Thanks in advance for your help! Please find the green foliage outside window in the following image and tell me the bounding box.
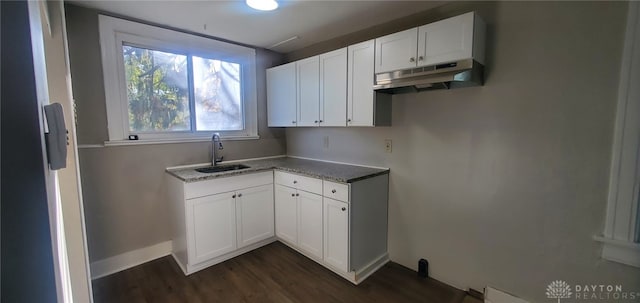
[123,45,190,132]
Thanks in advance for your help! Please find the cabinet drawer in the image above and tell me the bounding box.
[185,171,273,200]
[323,181,349,202]
[274,171,322,195]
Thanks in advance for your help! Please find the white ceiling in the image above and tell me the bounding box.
[70,0,446,53]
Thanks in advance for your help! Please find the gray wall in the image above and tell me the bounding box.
[65,4,286,261]
[286,1,640,302]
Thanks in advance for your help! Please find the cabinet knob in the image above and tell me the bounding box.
[293,180,297,184]
[319,120,323,123]
[418,56,424,61]
[291,193,295,197]
[292,121,296,124]
[409,57,415,62]
[314,120,319,123]
[347,119,352,122]
[332,189,336,193]
[341,207,346,211]
[232,194,236,198]
[296,193,300,197]
[237,193,242,197]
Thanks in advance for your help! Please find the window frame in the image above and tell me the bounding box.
[98,15,258,144]
[595,1,640,268]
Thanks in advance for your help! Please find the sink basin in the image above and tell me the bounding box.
[195,164,250,174]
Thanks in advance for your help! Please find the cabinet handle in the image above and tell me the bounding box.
[332,189,336,193]
[232,194,236,198]
[292,121,296,124]
[341,207,346,211]
[237,193,242,197]
[418,56,424,61]
[291,193,295,197]
[409,57,415,62]
[296,193,300,197]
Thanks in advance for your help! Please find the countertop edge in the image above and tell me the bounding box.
[166,160,389,184]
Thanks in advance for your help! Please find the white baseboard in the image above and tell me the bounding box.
[485,287,529,303]
[90,241,172,279]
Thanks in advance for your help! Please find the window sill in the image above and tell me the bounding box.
[594,236,640,268]
[102,135,260,147]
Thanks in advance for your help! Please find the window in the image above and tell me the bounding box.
[99,15,258,144]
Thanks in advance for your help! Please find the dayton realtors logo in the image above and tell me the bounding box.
[546,280,572,303]
[546,280,640,302]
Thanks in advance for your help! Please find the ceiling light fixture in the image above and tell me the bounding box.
[246,0,278,11]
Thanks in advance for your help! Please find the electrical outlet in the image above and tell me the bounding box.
[385,139,392,153]
[323,136,329,149]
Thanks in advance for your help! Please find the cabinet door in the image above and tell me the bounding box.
[236,184,274,249]
[417,12,474,66]
[275,184,298,245]
[323,198,349,272]
[187,192,237,265]
[374,28,418,73]
[297,191,324,260]
[320,48,347,127]
[297,56,320,127]
[347,40,375,127]
[267,62,297,127]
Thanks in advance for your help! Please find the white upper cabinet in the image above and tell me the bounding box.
[267,12,484,128]
[348,40,375,127]
[417,12,482,66]
[375,12,485,73]
[374,28,418,73]
[267,62,297,127]
[319,48,347,127]
[296,56,320,127]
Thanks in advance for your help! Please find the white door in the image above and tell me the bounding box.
[267,62,297,127]
[320,48,347,127]
[296,56,320,127]
[236,184,274,249]
[417,12,474,66]
[275,184,298,245]
[323,198,349,273]
[297,191,324,260]
[347,40,375,127]
[374,27,418,73]
[188,192,237,264]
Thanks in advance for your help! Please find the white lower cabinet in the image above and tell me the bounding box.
[275,184,298,245]
[188,192,237,265]
[298,190,323,260]
[236,184,275,249]
[169,171,275,275]
[274,170,389,284]
[274,183,323,260]
[169,168,389,284]
[323,198,349,272]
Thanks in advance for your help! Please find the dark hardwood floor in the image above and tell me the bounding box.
[92,242,480,303]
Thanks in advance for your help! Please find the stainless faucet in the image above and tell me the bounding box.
[211,133,223,166]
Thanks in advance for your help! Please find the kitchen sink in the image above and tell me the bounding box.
[195,164,250,174]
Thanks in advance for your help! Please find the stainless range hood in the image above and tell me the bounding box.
[373,58,484,94]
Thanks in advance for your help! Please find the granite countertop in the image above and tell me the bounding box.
[166,157,389,183]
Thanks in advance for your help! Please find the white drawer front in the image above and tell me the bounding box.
[185,171,273,200]
[274,171,322,195]
[323,181,349,202]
